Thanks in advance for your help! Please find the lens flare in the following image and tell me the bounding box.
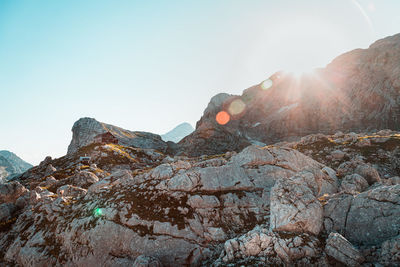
[261,79,273,90]
[228,99,246,115]
[94,208,103,217]
[216,111,230,125]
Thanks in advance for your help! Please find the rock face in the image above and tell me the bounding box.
[324,185,400,245]
[67,117,168,154]
[270,169,337,235]
[0,151,32,181]
[180,33,400,156]
[1,142,335,266]
[161,122,194,143]
[2,128,400,265]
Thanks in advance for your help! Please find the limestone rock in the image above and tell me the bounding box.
[323,193,353,234]
[218,226,320,264]
[325,185,400,245]
[331,150,346,160]
[325,232,364,266]
[270,168,337,235]
[270,172,323,235]
[56,185,87,198]
[0,203,17,221]
[345,185,400,245]
[380,235,400,265]
[354,164,381,185]
[0,181,28,204]
[340,174,369,194]
[44,164,56,176]
[67,117,168,154]
[388,176,400,185]
[71,171,99,188]
[132,255,162,267]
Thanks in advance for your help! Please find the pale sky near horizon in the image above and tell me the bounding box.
[1,0,400,165]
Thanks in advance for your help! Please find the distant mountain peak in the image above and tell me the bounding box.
[161,122,194,143]
[0,150,32,181]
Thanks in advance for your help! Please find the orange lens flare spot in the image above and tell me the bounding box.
[216,111,230,125]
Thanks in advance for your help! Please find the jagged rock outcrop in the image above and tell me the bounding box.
[67,117,168,154]
[180,33,400,156]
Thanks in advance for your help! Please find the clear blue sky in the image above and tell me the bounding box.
[1,0,399,165]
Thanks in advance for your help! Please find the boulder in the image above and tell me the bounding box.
[44,164,56,176]
[270,172,323,235]
[219,226,320,264]
[71,171,99,188]
[88,170,132,193]
[325,185,400,245]
[38,176,58,188]
[331,150,346,160]
[0,181,28,204]
[132,255,162,267]
[0,203,17,221]
[354,164,381,185]
[323,193,353,234]
[325,232,364,266]
[339,174,369,194]
[270,168,337,235]
[345,185,400,244]
[388,176,400,185]
[57,185,87,198]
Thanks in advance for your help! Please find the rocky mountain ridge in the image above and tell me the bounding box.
[179,33,400,156]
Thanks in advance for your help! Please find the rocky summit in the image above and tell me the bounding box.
[67,117,169,155]
[1,34,400,266]
[179,33,400,157]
